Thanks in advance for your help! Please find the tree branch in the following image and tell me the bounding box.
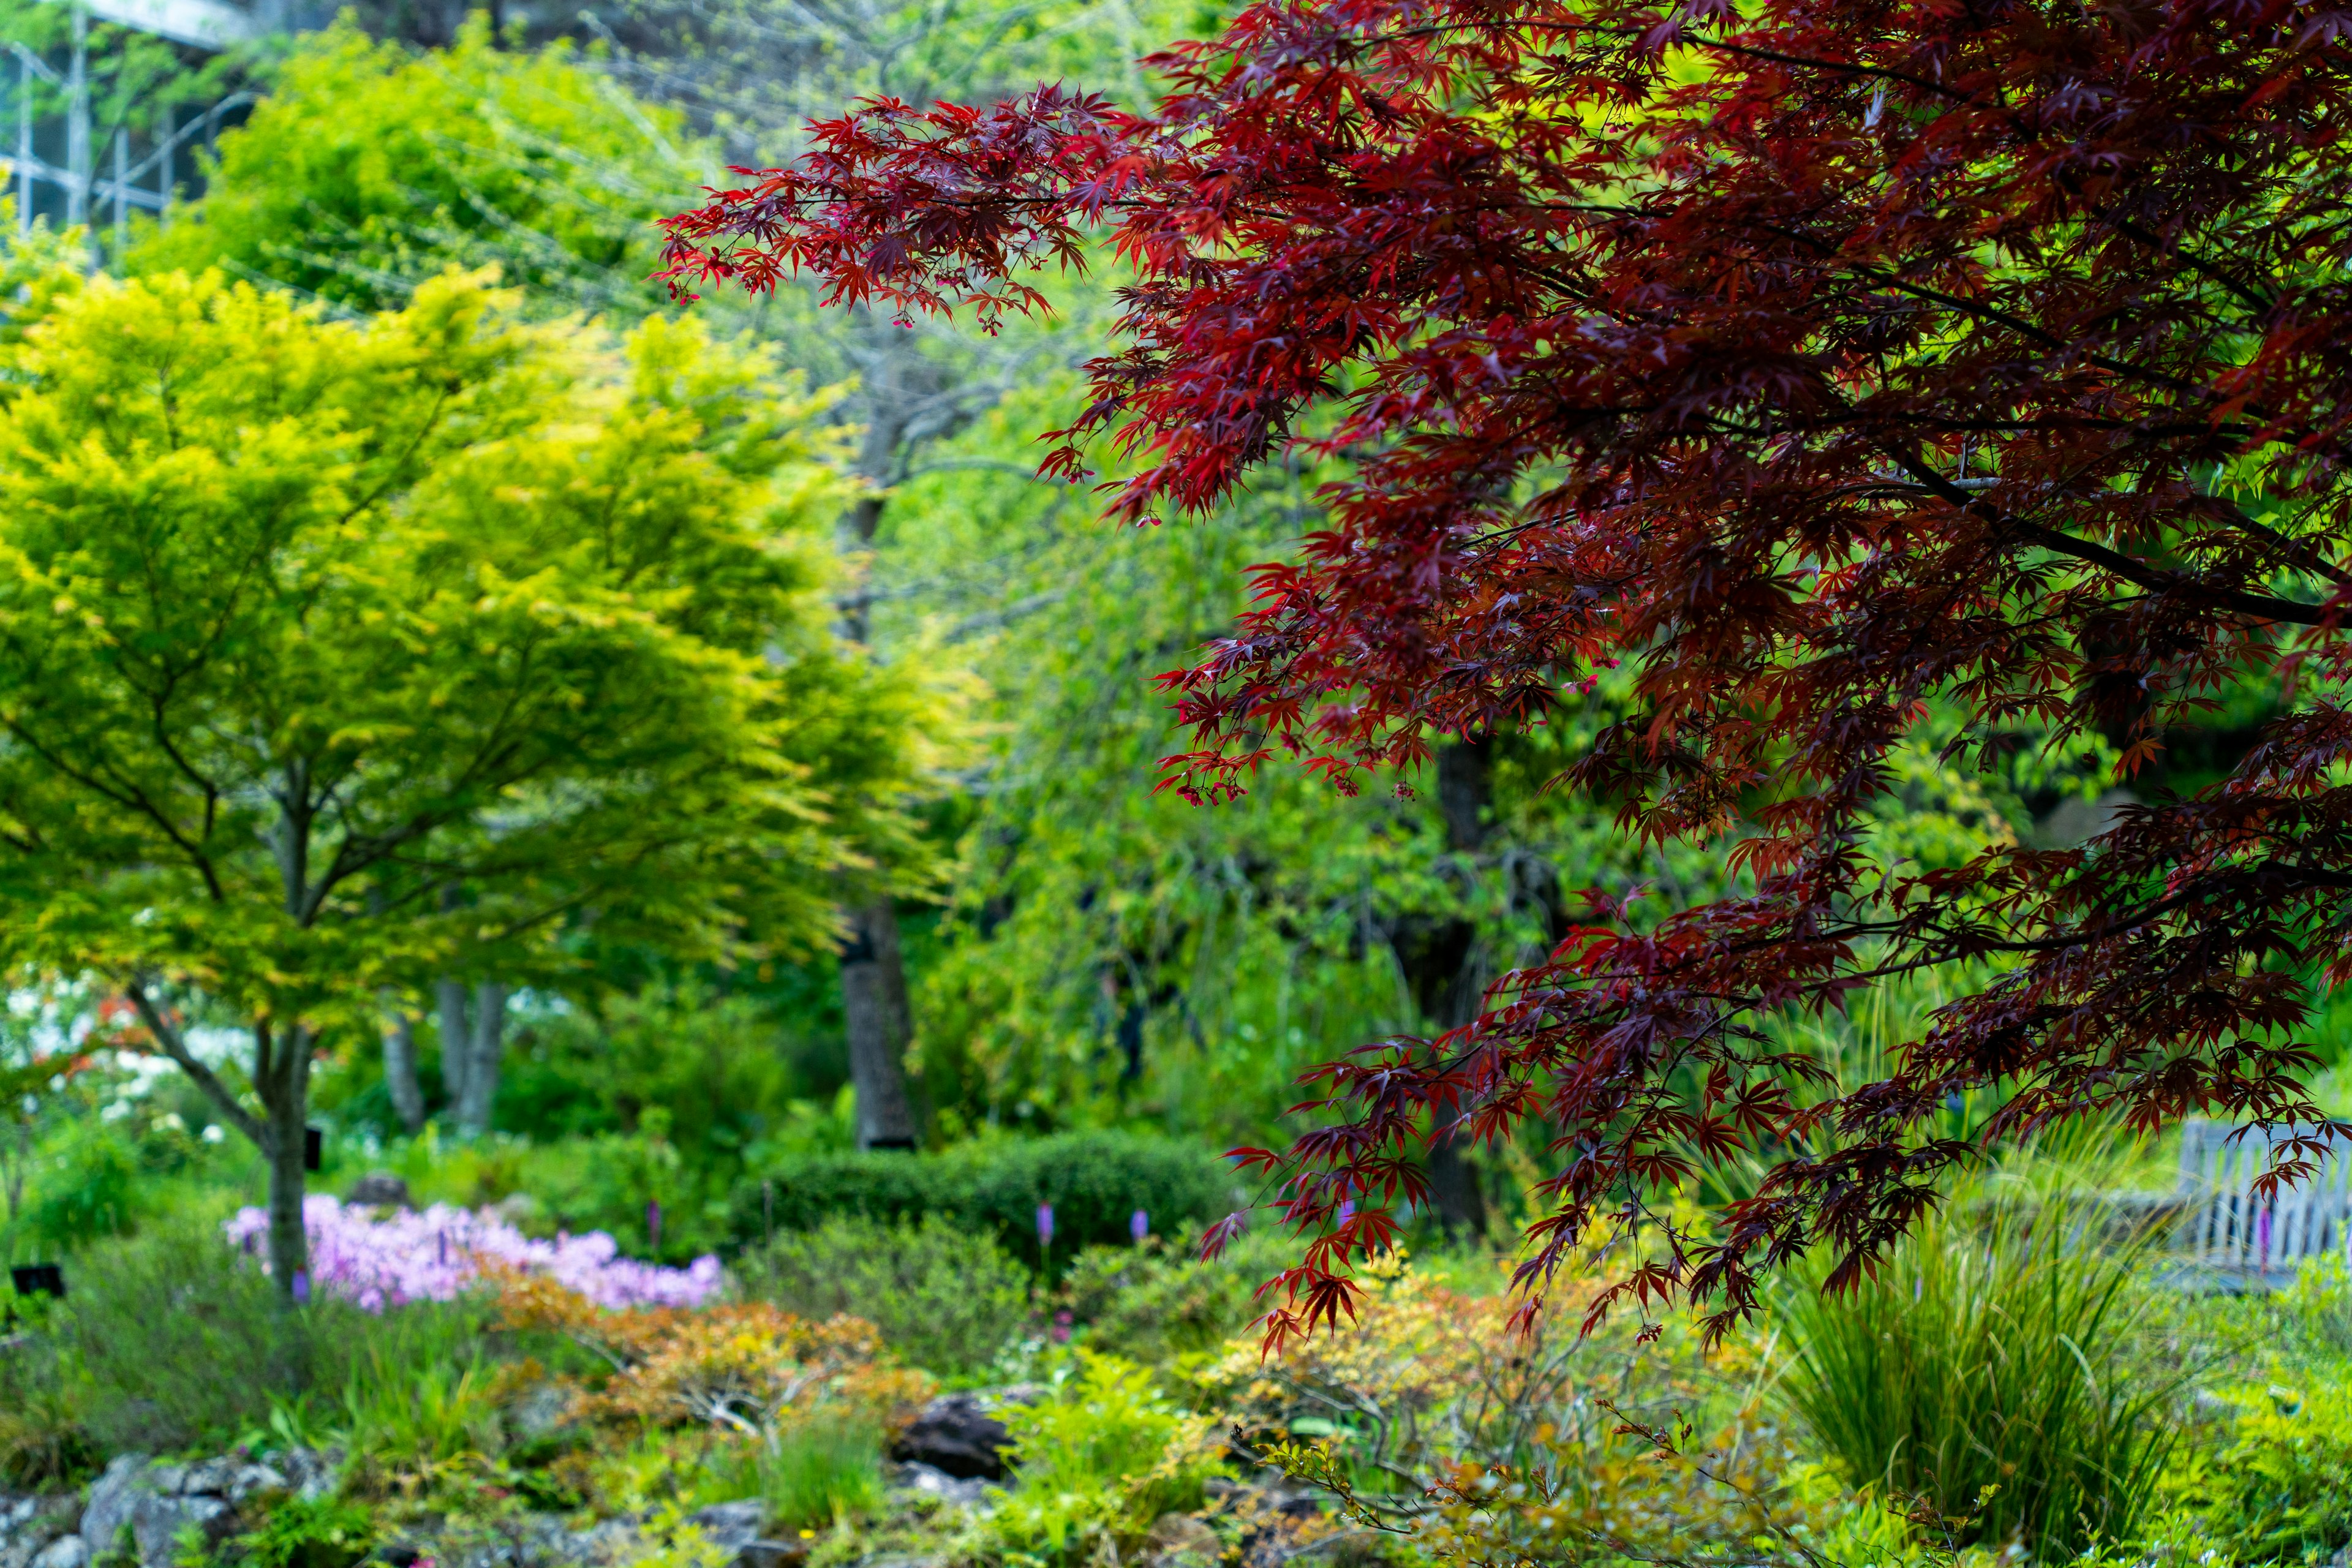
[123,980,264,1147]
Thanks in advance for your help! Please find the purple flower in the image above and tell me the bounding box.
[1036,1203,1054,1246]
[1129,1208,1149,1244]
[222,1196,722,1313]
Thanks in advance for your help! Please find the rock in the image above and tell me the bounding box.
[1144,1513,1221,1568]
[29,1539,86,1568]
[0,1495,80,1568]
[887,1463,989,1507]
[347,1172,412,1209]
[173,1460,239,1499]
[130,1493,235,1567]
[278,1450,339,1502]
[2038,788,2135,847]
[79,1456,151,1559]
[685,1503,765,1551]
[733,1544,808,1568]
[889,1393,1013,1480]
[224,1468,288,1505]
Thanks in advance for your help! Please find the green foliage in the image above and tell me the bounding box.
[0,1215,497,1450]
[2169,1380,2352,1566]
[0,262,945,1289]
[735,1131,1233,1270]
[230,1496,378,1568]
[2158,1262,2352,1565]
[1054,1229,1300,1363]
[491,986,813,1149]
[1774,1191,2180,1558]
[704,1418,888,1531]
[992,1351,1228,1566]
[343,1349,507,1466]
[733,1214,1030,1376]
[132,20,695,318]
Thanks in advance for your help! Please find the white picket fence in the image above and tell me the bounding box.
[2173,1118,2352,1274]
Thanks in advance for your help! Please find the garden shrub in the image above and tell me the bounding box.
[990,1350,1229,1566]
[1203,1247,1813,1558]
[1054,1227,1300,1362]
[2167,1379,2352,1566]
[732,1130,1235,1271]
[733,1214,1030,1375]
[2163,1264,2352,1564]
[1774,1190,2179,1558]
[230,1495,379,1568]
[1,1217,502,1450]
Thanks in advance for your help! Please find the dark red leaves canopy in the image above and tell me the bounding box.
[663,0,2352,1341]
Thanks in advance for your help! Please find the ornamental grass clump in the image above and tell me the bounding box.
[1774,1190,2179,1559]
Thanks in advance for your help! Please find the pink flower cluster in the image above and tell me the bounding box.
[224,1194,723,1312]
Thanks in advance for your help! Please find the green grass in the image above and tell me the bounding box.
[1773,1186,2180,1559]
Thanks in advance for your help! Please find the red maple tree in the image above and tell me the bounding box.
[663,0,2352,1340]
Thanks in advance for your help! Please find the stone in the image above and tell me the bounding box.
[28,1539,86,1568]
[130,1493,235,1568]
[733,1543,808,1568]
[347,1172,412,1209]
[278,1450,339,1502]
[886,1463,988,1507]
[888,1393,1014,1480]
[173,1460,238,1499]
[685,1503,765,1551]
[224,1468,288,1504]
[0,1495,80,1568]
[79,1456,151,1559]
[1144,1513,1221,1568]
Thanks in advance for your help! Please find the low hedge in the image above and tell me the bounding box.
[729,1131,1241,1270]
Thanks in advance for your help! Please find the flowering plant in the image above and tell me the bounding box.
[223,1194,722,1311]
[496,1273,930,1436]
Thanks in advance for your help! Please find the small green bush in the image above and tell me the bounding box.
[733,1214,1030,1375]
[1055,1228,1297,1363]
[1775,1190,2179,1558]
[2168,1379,2352,1565]
[230,1496,377,1568]
[990,1351,1229,1566]
[2,1217,499,1449]
[733,1131,1234,1272]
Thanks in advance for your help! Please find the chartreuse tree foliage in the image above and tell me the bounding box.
[665,0,2352,1338]
[133,18,698,319]
[0,263,932,1301]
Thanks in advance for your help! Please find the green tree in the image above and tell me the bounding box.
[132,18,696,318]
[0,263,933,1302]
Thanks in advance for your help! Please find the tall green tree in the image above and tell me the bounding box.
[132,18,696,319]
[0,264,933,1300]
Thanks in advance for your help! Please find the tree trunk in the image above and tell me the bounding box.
[251,1021,314,1310]
[438,977,470,1114]
[841,898,918,1148]
[383,1006,426,1135]
[455,982,508,1136]
[1408,739,1496,1235]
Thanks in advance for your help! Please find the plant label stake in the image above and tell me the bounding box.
[10,1262,62,1298]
